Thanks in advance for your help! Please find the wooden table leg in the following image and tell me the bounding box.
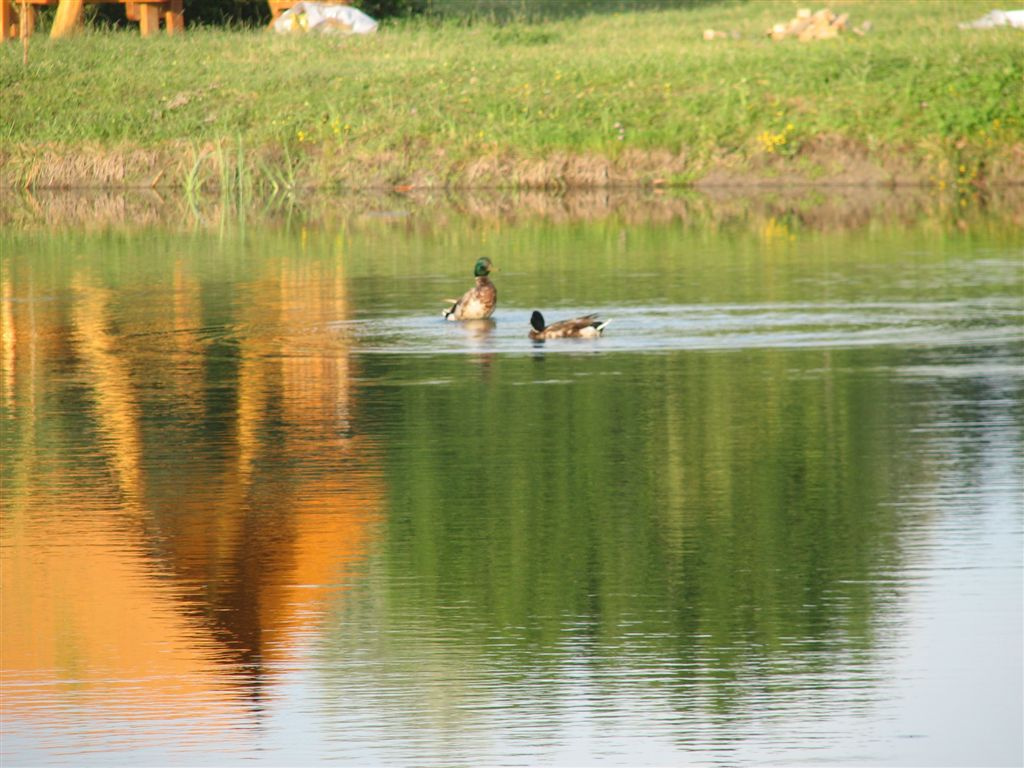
[165,0,183,34]
[50,0,84,37]
[22,2,36,37]
[137,1,159,35]
[1,0,16,41]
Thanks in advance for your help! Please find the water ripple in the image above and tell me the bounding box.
[346,299,1023,355]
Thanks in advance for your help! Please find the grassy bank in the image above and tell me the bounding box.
[1,0,1022,191]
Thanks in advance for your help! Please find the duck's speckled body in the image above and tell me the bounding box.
[528,311,610,340]
[443,258,497,321]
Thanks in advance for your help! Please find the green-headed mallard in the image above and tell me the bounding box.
[443,258,497,321]
[529,310,611,340]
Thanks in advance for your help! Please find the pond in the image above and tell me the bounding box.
[2,188,1022,766]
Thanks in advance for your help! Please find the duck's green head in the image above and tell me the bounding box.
[474,258,493,277]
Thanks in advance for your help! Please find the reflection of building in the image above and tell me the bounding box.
[0,253,382,723]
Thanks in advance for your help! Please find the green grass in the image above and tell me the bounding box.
[1,0,1021,189]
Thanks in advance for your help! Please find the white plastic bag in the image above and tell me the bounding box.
[273,3,378,35]
[958,9,1024,29]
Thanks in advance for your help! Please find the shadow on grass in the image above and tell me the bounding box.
[424,0,726,23]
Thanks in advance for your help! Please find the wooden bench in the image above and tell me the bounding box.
[2,0,183,39]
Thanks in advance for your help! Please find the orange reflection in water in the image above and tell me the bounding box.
[1,255,382,732]
[1,259,14,410]
[2,503,239,721]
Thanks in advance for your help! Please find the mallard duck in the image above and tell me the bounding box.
[529,310,611,340]
[442,258,497,321]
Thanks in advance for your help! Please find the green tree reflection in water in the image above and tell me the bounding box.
[318,343,933,729]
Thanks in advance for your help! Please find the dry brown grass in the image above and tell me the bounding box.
[3,139,1022,193]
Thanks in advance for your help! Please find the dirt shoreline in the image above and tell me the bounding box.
[2,139,1023,192]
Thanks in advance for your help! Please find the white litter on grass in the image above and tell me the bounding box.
[273,2,378,35]
[959,9,1024,28]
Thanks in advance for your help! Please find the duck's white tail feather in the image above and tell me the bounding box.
[595,318,612,333]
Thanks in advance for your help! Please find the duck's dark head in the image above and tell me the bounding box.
[530,311,545,332]
[474,258,493,277]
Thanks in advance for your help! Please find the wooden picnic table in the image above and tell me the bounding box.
[2,0,351,40]
[2,0,183,39]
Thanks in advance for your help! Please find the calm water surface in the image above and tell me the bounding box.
[2,193,1022,766]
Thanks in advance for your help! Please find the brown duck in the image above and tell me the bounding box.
[442,258,497,321]
[528,310,611,340]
